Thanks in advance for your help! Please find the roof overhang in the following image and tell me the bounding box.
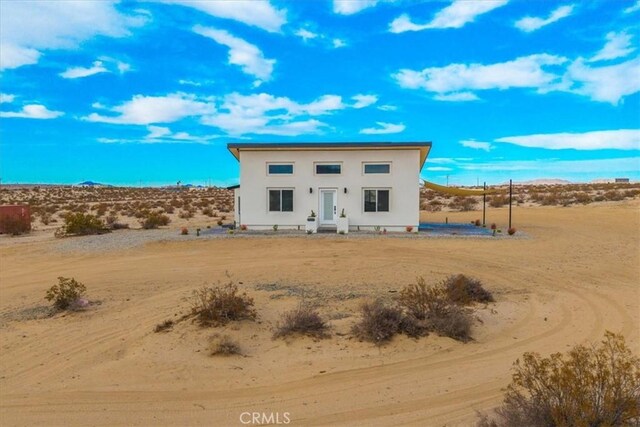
[227,142,432,169]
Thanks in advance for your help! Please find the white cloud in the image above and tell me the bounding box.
[0,1,145,70]
[390,0,508,33]
[377,104,397,111]
[360,122,405,134]
[158,0,286,33]
[624,0,640,13]
[426,166,453,171]
[60,60,108,79]
[434,92,480,102]
[99,125,220,144]
[200,92,365,136]
[393,54,566,99]
[84,93,214,125]
[0,93,16,103]
[514,5,575,33]
[193,26,275,83]
[590,31,635,62]
[460,140,493,151]
[495,129,640,150]
[352,94,378,108]
[564,57,640,104]
[332,38,347,48]
[333,0,379,15]
[295,28,318,41]
[0,104,63,119]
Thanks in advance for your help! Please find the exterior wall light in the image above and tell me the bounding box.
[344,187,348,194]
[309,187,313,194]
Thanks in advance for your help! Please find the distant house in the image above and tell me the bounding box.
[615,178,630,183]
[227,142,432,232]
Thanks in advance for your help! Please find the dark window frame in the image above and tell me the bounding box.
[363,163,391,174]
[315,163,342,175]
[267,163,294,175]
[363,189,390,212]
[268,188,294,212]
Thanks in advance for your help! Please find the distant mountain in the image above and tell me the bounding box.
[77,181,110,187]
[513,179,573,185]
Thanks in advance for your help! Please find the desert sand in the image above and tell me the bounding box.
[1,201,638,426]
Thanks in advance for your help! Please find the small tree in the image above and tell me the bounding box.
[59,212,107,236]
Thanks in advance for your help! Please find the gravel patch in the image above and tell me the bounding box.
[51,227,529,254]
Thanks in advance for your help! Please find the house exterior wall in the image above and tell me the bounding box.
[236,148,421,231]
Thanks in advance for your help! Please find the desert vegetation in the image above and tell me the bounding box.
[273,303,330,339]
[0,185,234,232]
[478,332,640,427]
[209,334,242,356]
[189,281,257,327]
[352,275,492,345]
[45,276,88,311]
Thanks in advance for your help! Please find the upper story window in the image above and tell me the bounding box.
[363,163,391,174]
[267,163,293,175]
[315,163,341,174]
[364,189,390,212]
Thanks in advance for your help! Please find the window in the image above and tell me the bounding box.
[364,189,389,212]
[269,189,293,212]
[267,163,293,175]
[364,163,390,174]
[315,163,341,174]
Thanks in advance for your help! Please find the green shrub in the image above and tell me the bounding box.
[274,304,330,339]
[479,332,640,427]
[140,212,170,229]
[45,277,87,310]
[59,212,108,236]
[190,282,256,327]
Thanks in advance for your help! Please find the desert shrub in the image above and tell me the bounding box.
[217,219,223,226]
[190,282,256,327]
[351,299,405,345]
[0,215,31,235]
[489,195,508,208]
[45,276,87,310]
[154,319,174,332]
[449,196,478,211]
[480,332,640,427]
[425,200,443,212]
[202,206,214,217]
[397,278,474,341]
[443,274,494,305]
[178,209,194,219]
[209,335,241,356]
[274,304,330,339]
[59,212,108,236]
[573,192,592,204]
[140,212,170,229]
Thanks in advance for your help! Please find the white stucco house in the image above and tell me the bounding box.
[227,142,432,232]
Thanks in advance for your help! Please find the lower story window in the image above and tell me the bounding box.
[364,189,389,212]
[269,189,293,212]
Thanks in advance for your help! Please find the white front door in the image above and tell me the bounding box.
[319,189,337,225]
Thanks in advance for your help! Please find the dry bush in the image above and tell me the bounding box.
[140,212,170,229]
[443,274,494,305]
[273,304,330,339]
[397,278,474,342]
[351,299,405,345]
[179,209,194,219]
[479,332,640,427]
[489,195,508,208]
[190,282,256,327]
[209,335,242,356]
[425,200,443,212]
[45,277,87,310]
[154,319,174,332]
[58,212,108,236]
[449,196,478,211]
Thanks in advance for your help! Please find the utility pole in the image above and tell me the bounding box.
[446,175,449,187]
[509,179,513,229]
[482,181,486,227]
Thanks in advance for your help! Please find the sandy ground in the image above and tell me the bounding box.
[1,201,638,426]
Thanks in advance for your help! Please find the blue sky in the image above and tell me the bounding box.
[1,0,639,186]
